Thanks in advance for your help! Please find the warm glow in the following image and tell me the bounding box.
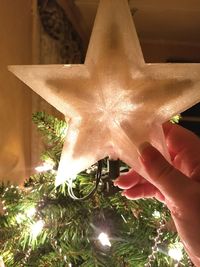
[26,207,36,217]
[152,210,161,219]
[98,232,111,247]
[30,220,44,238]
[35,163,54,172]
[9,0,200,187]
[168,247,183,262]
[16,213,24,224]
[55,156,92,186]
[55,167,76,187]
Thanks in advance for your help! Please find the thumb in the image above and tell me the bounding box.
[138,142,191,203]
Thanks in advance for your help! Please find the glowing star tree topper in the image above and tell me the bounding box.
[9,0,200,186]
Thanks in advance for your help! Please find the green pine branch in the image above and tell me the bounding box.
[0,112,189,267]
[32,112,67,145]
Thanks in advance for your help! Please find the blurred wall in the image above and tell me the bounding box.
[141,41,200,63]
[0,0,32,185]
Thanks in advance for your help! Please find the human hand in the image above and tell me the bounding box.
[114,122,200,266]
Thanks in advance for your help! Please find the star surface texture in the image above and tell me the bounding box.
[9,0,200,186]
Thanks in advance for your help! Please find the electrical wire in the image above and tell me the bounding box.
[67,160,103,200]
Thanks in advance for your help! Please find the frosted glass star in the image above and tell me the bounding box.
[9,0,200,186]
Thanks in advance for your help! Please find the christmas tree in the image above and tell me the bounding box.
[0,112,192,267]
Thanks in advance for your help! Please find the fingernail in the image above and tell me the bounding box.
[121,190,126,196]
[113,181,118,186]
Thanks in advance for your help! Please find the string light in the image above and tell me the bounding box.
[23,247,32,265]
[16,213,25,224]
[35,162,54,172]
[0,173,190,266]
[86,165,97,174]
[15,207,37,224]
[1,185,19,216]
[25,207,36,217]
[1,198,7,215]
[98,232,111,247]
[152,210,161,219]
[168,247,183,262]
[30,220,44,238]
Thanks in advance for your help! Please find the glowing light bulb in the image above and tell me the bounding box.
[152,210,161,219]
[35,162,54,172]
[26,207,36,217]
[98,232,111,247]
[30,220,44,238]
[16,213,24,224]
[168,247,183,262]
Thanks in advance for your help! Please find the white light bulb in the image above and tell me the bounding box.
[30,220,44,238]
[26,207,36,217]
[168,247,183,262]
[152,210,161,219]
[98,232,111,247]
[16,213,24,224]
[35,162,54,172]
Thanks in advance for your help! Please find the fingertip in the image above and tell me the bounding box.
[113,178,120,187]
[121,183,160,200]
[113,174,126,186]
[113,171,143,189]
[121,190,126,196]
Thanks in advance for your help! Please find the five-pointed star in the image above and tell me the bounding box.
[9,0,200,186]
